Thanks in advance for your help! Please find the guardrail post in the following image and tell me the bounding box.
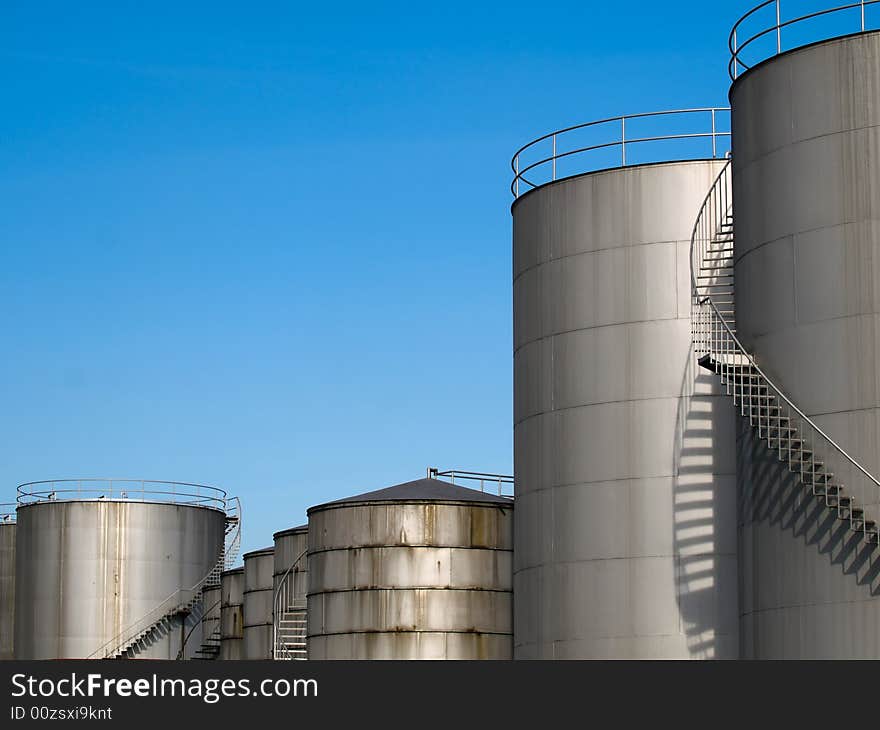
[621,117,626,165]
[552,134,557,181]
[862,0,866,31]
[776,0,781,53]
[711,109,717,158]
[733,29,738,79]
[514,156,519,198]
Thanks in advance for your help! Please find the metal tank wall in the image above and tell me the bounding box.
[0,521,15,659]
[242,547,274,660]
[513,160,739,659]
[14,500,225,659]
[220,567,244,660]
[197,583,221,659]
[307,479,513,659]
[731,32,880,658]
[273,525,308,606]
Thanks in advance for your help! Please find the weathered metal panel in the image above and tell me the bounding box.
[308,631,512,660]
[13,500,225,659]
[732,32,880,658]
[200,584,221,652]
[512,159,739,659]
[0,523,15,659]
[242,547,274,660]
[307,492,513,660]
[220,567,244,660]
[272,526,308,605]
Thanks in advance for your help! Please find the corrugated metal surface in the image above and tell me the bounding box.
[307,479,513,659]
[13,500,224,659]
[242,547,274,659]
[220,567,244,660]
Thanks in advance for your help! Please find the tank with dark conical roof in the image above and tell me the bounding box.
[306,477,514,659]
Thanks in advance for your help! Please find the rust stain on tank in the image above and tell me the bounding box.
[469,506,496,548]
[424,504,436,545]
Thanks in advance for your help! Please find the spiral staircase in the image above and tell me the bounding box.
[88,497,242,660]
[691,159,880,546]
[272,549,308,660]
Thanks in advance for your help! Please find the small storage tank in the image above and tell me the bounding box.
[13,480,227,660]
[307,478,513,660]
[242,547,274,659]
[273,525,308,601]
[0,504,15,660]
[220,567,244,660]
[194,583,222,659]
[273,525,308,659]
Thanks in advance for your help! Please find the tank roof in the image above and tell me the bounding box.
[272,524,308,540]
[309,478,514,513]
[242,546,274,559]
[221,566,244,576]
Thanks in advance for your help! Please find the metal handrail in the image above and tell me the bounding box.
[17,478,227,510]
[689,159,880,500]
[698,295,880,494]
[510,108,730,199]
[272,548,308,661]
[427,467,514,497]
[178,595,222,660]
[86,493,241,659]
[730,0,880,79]
[0,503,16,523]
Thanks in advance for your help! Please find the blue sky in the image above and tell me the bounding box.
[0,1,752,554]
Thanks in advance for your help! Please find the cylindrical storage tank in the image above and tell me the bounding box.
[14,497,225,659]
[194,583,221,659]
[273,525,309,602]
[0,505,15,660]
[273,525,308,658]
[731,31,880,658]
[242,547,274,660]
[513,157,739,659]
[307,478,513,660]
[220,567,244,660]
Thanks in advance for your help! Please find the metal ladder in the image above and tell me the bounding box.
[691,159,880,545]
[88,497,243,659]
[272,549,308,660]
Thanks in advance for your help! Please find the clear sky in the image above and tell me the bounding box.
[0,1,753,554]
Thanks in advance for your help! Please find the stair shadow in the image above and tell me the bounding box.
[738,416,880,599]
[672,353,738,659]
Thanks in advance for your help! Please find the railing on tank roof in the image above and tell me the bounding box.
[17,478,228,511]
[0,503,16,523]
[510,108,731,199]
[427,467,514,498]
[730,0,880,79]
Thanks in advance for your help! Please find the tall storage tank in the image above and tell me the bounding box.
[13,481,227,659]
[220,567,244,660]
[512,111,739,659]
[0,505,15,660]
[242,547,274,659]
[731,29,880,658]
[306,478,513,660]
[273,525,308,659]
